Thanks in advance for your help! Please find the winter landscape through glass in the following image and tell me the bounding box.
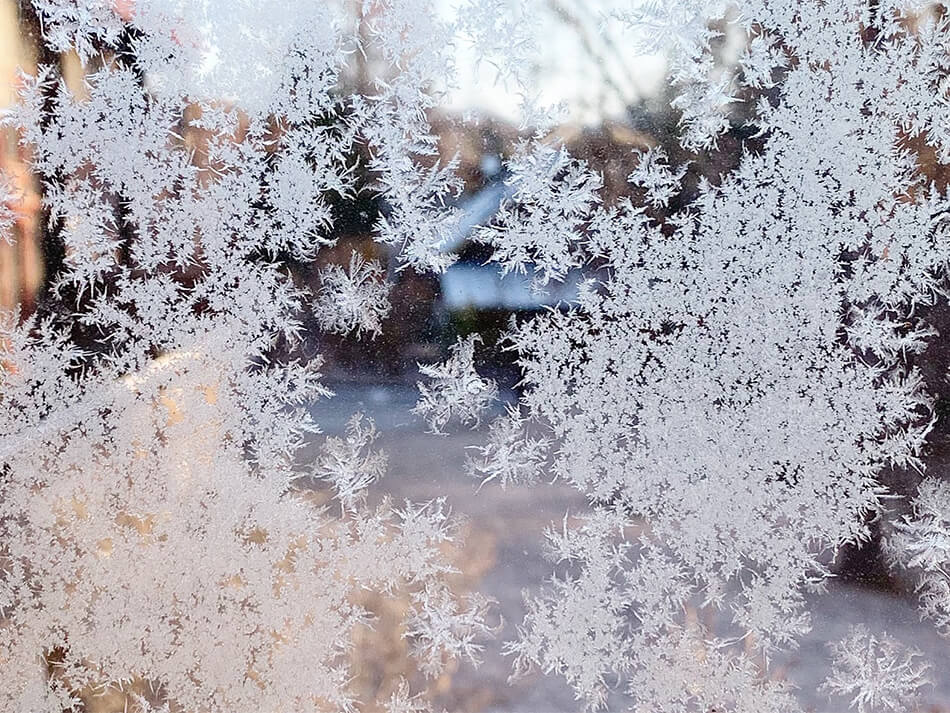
[3,1,950,711]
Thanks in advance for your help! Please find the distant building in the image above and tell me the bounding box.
[437,153,582,315]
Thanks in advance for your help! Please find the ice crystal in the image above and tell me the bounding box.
[889,478,950,634]
[0,171,19,243]
[627,146,687,209]
[316,252,391,338]
[310,413,387,511]
[413,335,498,434]
[822,625,931,713]
[465,407,549,489]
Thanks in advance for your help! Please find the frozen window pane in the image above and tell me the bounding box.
[2,1,950,711]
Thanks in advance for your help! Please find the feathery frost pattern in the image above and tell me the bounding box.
[4,0,950,711]
[822,625,931,713]
[413,335,498,434]
[316,253,392,338]
[889,478,950,634]
[474,0,950,710]
[0,1,488,711]
[0,171,18,243]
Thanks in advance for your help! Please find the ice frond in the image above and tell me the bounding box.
[822,625,931,713]
[310,413,387,511]
[316,252,392,339]
[413,335,498,434]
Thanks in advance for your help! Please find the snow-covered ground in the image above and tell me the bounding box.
[308,383,950,713]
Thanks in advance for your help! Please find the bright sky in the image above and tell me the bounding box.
[439,0,669,126]
[1,0,672,125]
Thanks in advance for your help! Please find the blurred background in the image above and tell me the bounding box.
[0,0,759,381]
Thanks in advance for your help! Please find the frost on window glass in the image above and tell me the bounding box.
[2,1,950,712]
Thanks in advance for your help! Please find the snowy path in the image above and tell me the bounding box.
[307,383,950,713]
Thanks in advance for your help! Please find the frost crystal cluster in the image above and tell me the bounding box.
[822,625,930,713]
[471,0,950,711]
[413,335,498,434]
[5,0,950,712]
[316,253,391,339]
[0,1,488,711]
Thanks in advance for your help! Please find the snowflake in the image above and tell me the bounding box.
[315,252,391,338]
[465,407,549,489]
[413,335,498,434]
[822,625,931,713]
[309,413,387,511]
